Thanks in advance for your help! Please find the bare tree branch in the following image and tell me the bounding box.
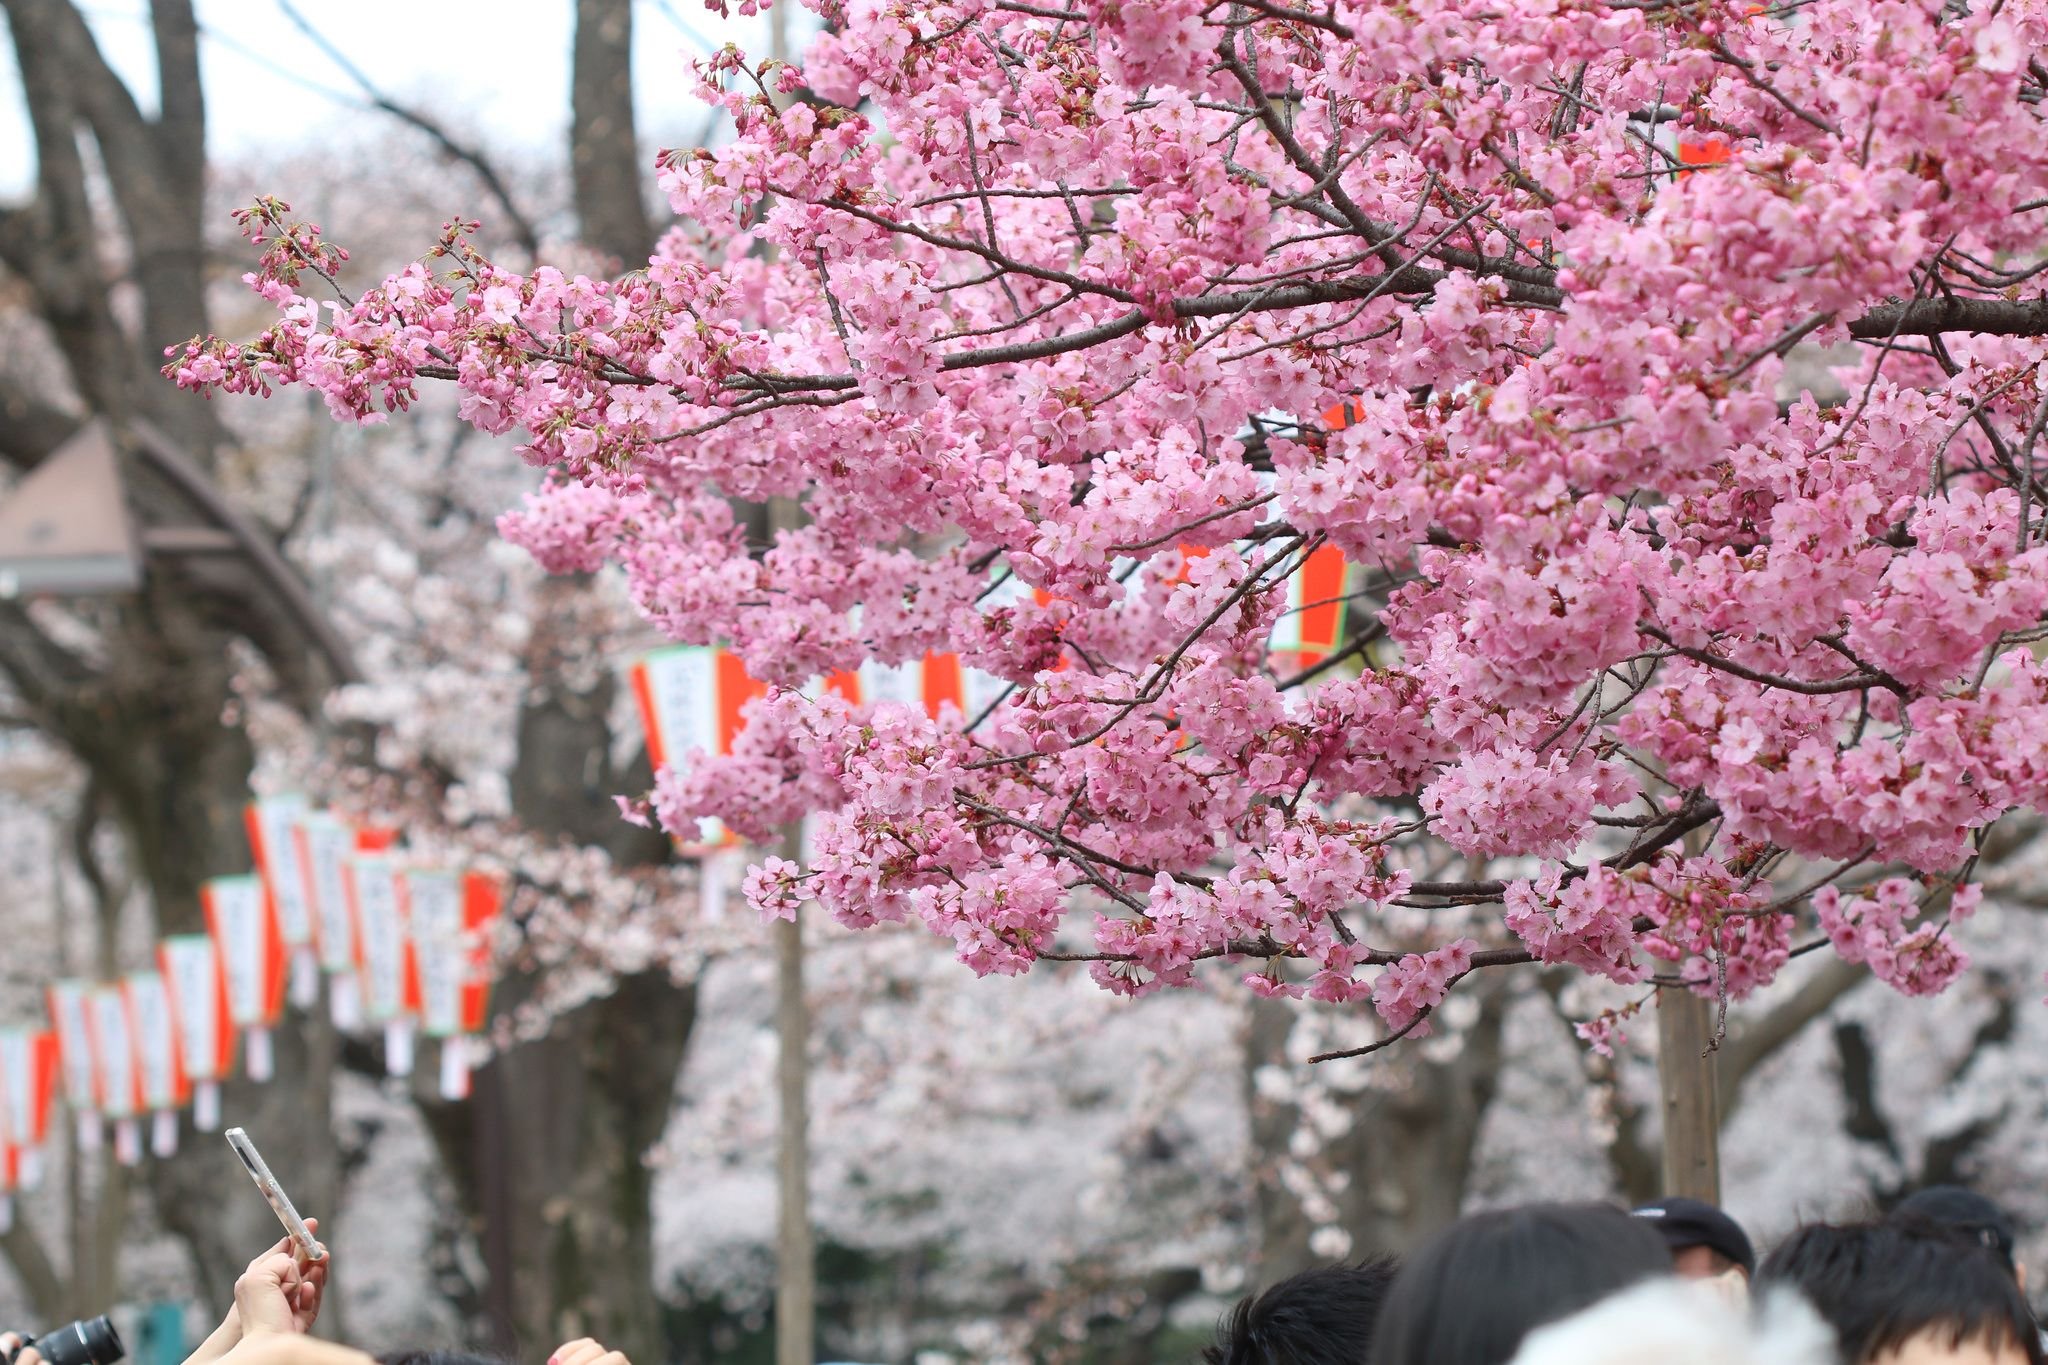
[0,601,99,713]
[1849,296,2048,340]
[0,1211,68,1321]
[275,0,542,258]
[1717,956,1866,1121]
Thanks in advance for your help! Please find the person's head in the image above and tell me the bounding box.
[1204,1256,1401,1365]
[1758,1219,2044,1365]
[1632,1197,1757,1281]
[1369,1202,1674,1365]
[375,1353,511,1365]
[1892,1189,2025,1292]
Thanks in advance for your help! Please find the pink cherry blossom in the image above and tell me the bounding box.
[171,0,2048,1049]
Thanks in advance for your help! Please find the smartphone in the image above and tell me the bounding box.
[225,1127,327,1262]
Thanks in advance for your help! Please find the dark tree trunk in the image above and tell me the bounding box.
[571,0,656,269]
[0,0,342,1319]
[422,659,695,1364]
[427,973,695,1363]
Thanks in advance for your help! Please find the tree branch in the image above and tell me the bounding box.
[0,601,100,713]
[0,1211,68,1321]
[1717,955,1865,1121]
[275,0,542,258]
[1848,296,2048,340]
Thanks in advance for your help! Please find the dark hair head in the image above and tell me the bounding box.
[1890,1186,2019,1271]
[1368,1203,1673,1365]
[1629,1196,1757,1275]
[374,1353,512,1365]
[1757,1218,2044,1364]
[1204,1256,1401,1365]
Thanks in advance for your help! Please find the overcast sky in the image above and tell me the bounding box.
[0,0,786,200]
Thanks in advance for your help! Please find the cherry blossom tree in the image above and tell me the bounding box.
[175,0,2048,1052]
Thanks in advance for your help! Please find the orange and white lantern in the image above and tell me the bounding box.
[1268,542,1351,674]
[47,980,100,1151]
[629,645,765,852]
[854,653,970,720]
[203,874,287,1082]
[345,853,421,1077]
[247,797,320,1008]
[123,971,187,1158]
[410,870,502,1099]
[0,1029,57,1189]
[88,984,143,1165]
[294,812,365,1028]
[159,933,233,1131]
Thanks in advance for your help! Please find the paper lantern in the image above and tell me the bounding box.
[88,985,142,1165]
[1268,542,1350,672]
[123,972,186,1158]
[628,645,765,850]
[345,853,421,1077]
[247,797,320,1007]
[853,653,969,720]
[203,874,286,1082]
[47,981,101,1150]
[0,1030,56,1187]
[410,869,502,1098]
[159,934,232,1131]
[294,812,365,1027]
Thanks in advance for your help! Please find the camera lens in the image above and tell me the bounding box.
[29,1318,124,1365]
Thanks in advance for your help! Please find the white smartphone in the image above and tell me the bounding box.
[225,1127,328,1262]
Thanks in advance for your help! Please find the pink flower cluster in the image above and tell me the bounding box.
[174,0,2048,1045]
[1422,745,1635,861]
[1372,939,1479,1037]
[1813,878,1978,998]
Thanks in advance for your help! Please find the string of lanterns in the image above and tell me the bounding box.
[0,540,1352,1230]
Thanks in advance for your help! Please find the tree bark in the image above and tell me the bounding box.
[421,659,693,1363]
[570,0,655,269]
[424,970,695,1362]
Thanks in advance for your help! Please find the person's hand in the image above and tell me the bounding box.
[234,1219,329,1338]
[549,1338,631,1365]
[3,1331,44,1365]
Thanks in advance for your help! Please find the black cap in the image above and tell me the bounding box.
[1891,1186,2017,1267]
[1631,1197,1756,1274]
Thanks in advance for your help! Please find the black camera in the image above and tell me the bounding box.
[9,1317,124,1365]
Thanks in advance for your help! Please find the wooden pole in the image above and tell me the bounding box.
[772,821,813,1365]
[768,460,814,1365]
[1656,987,1721,1202]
